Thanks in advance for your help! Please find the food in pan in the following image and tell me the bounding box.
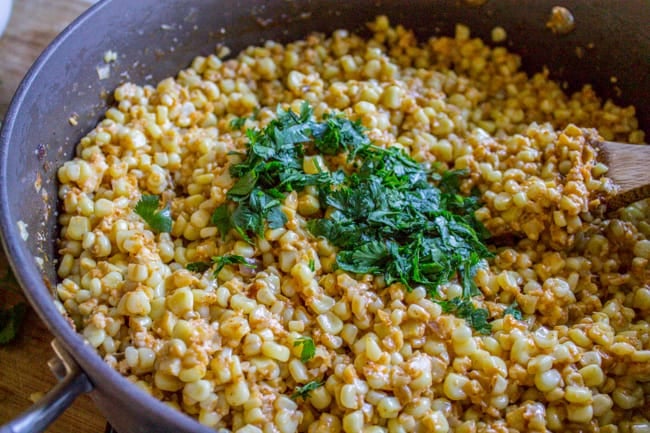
[55,16,649,432]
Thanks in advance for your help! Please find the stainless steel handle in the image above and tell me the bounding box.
[0,339,93,433]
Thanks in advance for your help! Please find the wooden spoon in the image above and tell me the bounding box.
[592,140,650,210]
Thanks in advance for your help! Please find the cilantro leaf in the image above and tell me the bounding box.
[213,102,494,332]
[291,380,323,400]
[228,171,258,197]
[312,114,370,157]
[221,189,287,241]
[267,205,288,229]
[134,195,172,233]
[212,254,256,277]
[211,204,233,239]
[294,336,316,362]
[0,302,27,345]
[0,268,27,345]
[230,116,247,130]
[230,109,260,131]
[336,240,392,274]
[0,268,17,286]
[504,301,523,320]
[438,297,491,334]
[312,149,492,301]
[186,261,211,273]
[212,102,366,242]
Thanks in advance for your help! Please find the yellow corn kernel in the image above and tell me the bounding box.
[166,287,194,317]
[261,341,290,362]
[225,380,250,406]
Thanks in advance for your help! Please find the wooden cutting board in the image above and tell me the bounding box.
[0,1,106,432]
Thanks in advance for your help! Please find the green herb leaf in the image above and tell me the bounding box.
[212,102,365,241]
[337,240,392,274]
[212,254,256,277]
[186,261,211,273]
[0,268,17,286]
[229,171,258,197]
[291,380,323,400]
[214,102,494,332]
[0,302,27,345]
[266,205,288,230]
[294,336,316,362]
[231,107,260,130]
[308,259,315,272]
[504,301,523,320]
[438,297,491,334]
[313,149,492,298]
[211,204,233,239]
[0,269,21,295]
[134,195,172,233]
[312,113,370,157]
[230,116,247,130]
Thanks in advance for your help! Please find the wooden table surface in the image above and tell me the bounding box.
[0,1,106,432]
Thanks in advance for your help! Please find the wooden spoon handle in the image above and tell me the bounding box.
[595,140,650,210]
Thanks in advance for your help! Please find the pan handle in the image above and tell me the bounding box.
[0,339,93,433]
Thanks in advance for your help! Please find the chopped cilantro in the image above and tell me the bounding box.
[187,255,258,277]
[212,102,494,332]
[294,336,316,362]
[212,254,255,277]
[230,109,260,131]
[309,148,491,300]
[186,261,211,273]
[308,259,315,272]
[211,204,234,239]
[230,116,247,130]
[0,303,27,345]
[312,113,369,158]
[438,297,491,335]
[291,380,323,400]
[134,195,172,233]
[212,103,354,242]
[0,268,27,345]
[504,301,523,320]
[0,267,16,285]
[211,190,287,242]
